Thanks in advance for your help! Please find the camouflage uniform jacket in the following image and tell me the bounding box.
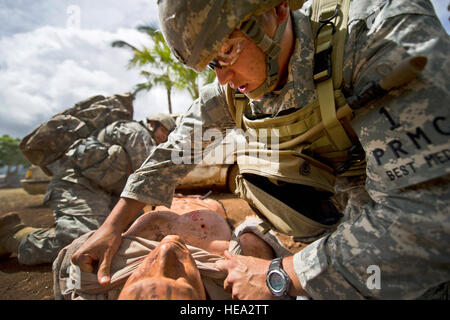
[122,0,450,299]
[48,120,155,197]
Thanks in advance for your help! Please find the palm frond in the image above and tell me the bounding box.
[112,24,216,108]
[111,40,139,51]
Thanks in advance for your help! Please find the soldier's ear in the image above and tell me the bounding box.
[275,2,290,25]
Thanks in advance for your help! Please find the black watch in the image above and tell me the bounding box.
[266,258,293,299]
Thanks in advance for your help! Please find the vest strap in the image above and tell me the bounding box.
[312,0,352,150]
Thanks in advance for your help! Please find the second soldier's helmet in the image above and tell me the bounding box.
[146,113,176,132]
[158,0,304,99]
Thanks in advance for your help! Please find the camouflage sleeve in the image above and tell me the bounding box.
[96,120,155,173]
[121,82,236,207]
[66,136,130,195]
[294,175,450,299]
[293,0,450,299]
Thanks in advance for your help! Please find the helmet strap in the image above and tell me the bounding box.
[240,15,288,100]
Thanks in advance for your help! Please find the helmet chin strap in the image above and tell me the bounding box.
[240,15,288,100]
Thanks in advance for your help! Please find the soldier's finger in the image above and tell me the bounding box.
[97,253,113,285]
[223,250,234,260]
[71,252,94,273]
[223,275,233,293]
[214,258,231,273]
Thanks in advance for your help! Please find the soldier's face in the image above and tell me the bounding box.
[213,30,268,99]
[213,6,288,100]
[154,125,170,145]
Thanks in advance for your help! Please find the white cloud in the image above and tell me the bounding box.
[0,17,193,139]
[0,0,159,37]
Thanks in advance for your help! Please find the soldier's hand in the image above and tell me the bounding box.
[215,250,275,300]
[71,224,122,285]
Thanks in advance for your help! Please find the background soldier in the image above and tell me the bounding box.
[0,94,175,265]
[146,113,177,145]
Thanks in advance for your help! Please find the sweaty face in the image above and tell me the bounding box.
[213,30,267,98]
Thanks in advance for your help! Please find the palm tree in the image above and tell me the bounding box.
[112,26,215,114]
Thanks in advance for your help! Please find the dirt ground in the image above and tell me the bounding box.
[0,187,305,300]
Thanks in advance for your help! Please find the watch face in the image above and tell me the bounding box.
[269,272,285,292]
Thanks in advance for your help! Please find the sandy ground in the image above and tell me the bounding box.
[0,187,305,300]
[0,188,55,300]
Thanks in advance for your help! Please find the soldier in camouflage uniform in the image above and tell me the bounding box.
[146,113,177,145]
[0,95,176,265]
[72,0,449,299]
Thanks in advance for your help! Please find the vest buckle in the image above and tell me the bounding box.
[313,46,333,83]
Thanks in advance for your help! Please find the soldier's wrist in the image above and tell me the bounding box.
[104,197,145,232]
[282,256,310,297]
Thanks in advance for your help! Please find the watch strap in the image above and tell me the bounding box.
[270,257,282,270]
[267,257,294,299]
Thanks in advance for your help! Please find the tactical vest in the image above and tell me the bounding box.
[226,0,366,242]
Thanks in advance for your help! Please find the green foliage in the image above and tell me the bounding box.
[0,135,29,168]
[112,25,216,113]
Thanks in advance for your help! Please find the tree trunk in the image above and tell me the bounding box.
[167,87,173,114]
[193,83,199,100]
[5,165,12,187]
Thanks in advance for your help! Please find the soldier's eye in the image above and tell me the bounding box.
[224,44,234,55]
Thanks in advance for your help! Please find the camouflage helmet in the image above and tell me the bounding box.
[146,113,176,132]
[158,0,304,99]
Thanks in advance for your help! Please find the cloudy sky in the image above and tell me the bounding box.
[0,0,448,139]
